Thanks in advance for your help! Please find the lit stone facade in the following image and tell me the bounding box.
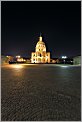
[31,35,50,63]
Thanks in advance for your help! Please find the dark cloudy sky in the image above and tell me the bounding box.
[1,1,81,58]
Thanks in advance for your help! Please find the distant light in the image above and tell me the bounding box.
[16,55,21,58]
[62,56,67,59]
[17,58,23,62]
[23,59,26,61]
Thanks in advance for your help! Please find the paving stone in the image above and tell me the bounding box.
[1,65,81,121]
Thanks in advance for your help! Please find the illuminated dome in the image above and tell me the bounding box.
[36,36,45,45]
[36,36,46,52]
[37,41,45,45]
[31,34,50,63]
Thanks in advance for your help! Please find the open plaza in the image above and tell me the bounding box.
[1,64,81,121]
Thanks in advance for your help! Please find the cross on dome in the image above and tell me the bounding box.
[40,32,42,37]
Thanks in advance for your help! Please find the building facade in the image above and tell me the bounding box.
[31,35,50,63]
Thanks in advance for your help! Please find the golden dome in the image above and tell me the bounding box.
[37,41,45,45]
[35,35,46,52]
[36,36,45,45]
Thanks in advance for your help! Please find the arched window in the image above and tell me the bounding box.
[40,54,41,57]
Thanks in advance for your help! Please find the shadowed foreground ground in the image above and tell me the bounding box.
[1,64,81,121]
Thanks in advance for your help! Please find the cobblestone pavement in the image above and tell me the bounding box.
[1,64,81,121]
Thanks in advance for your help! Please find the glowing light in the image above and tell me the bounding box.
[17,58,24,62]
[9,64,23,69]
[16,55,21,58]
[23,59,26,61]
[62,56,67,59]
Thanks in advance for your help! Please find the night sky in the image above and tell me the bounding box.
[1,1,81,58]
